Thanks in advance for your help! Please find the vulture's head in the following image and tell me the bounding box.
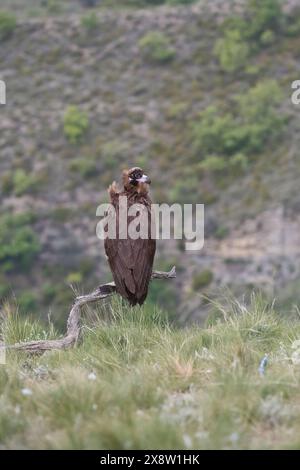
[123,167,151,192]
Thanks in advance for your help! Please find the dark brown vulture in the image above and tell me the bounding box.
[104,167,156,306]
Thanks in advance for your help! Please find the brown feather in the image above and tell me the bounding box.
[104,169,156,305]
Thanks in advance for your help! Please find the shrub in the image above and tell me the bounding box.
[18,291,38,313]
[1,169,44,196]
[81,12,99,31]
[1,172,13,194]
[245,0,282,40]
[192,106,236,156]
[235,80,284,152]
[260,29,275,46]
[13,169,42,196]
[193,80,285,164]
[214,0,283,73]
[0,11,16,41]
[214,29,250,73]
[42,283,57,303]
[63,106,89,144]
[229,153,248,171]
[286,12,300,37]
[139,31,175,63]
[0,213,40,273]
[192,270,214,291]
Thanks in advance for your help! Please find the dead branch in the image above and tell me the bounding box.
[0,267,176,355]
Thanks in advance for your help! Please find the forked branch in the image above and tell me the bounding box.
[0,267,176,355]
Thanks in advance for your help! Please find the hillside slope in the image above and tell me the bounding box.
[1,0,300,324]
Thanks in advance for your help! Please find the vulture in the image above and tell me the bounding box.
[104,167,156,306]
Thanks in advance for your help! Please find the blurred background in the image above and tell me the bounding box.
[0,0,299,329]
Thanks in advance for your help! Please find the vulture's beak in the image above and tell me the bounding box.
[137,174,151,184]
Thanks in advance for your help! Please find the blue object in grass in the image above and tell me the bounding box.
[258,355,268,377]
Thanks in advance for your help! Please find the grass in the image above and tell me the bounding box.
[1,295,300,449]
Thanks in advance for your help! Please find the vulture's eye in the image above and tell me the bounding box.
[130,170,143,180]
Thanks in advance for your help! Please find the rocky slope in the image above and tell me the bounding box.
[1,0,300,325]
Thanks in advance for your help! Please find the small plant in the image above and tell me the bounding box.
[63,106,89,144]
[192,105,236,156]
[192,270,214,291]
[286,11,300,37]
[0,280,9,300]
[81,12,99,31]
[66,272,83,284]
[214,29,250,73]
[0,213,40,273]
[245,0,282,40]
[214,0,283,73]
[192,80,285,167]
[1,169,44,196]
[13,169,42,196]
[260,29,275,46]
[0,11,16,41]
[18,291,38,314]
[139,31,176,63]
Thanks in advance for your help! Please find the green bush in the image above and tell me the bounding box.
[1,169,44,196]
[286,11,300,37]
[42,283,57,303]
[215,0,283,72]
[260,29,275,46]
[0,213,40,273]
[192,270,214,291]
[193,80,285,167]
[245,0,282,40]
[0,11,16,41]
[81,12,99,31]
[192,105,236,156]
[235,80,284,153]
[229,153,248,171]
[13,169,42,196]
[18,291,38,313]
[214,29,250,73]
[63,106,89,144]
[139,31,175,63]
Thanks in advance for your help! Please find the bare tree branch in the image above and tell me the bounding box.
[0,267,176,355]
